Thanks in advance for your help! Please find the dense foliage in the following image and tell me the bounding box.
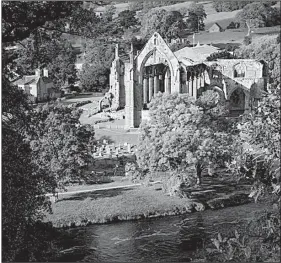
[235,2,280,28]
[186,2,207,31]
[2,2,99,261]
[137,92,236,190]
[2,1,81,43]
[204,87,280,263]
[80,41,115,90]
[117,10,139,29]
[12,32,77,89]
[212,1,254,12]
[28,103,96,190]
[2,78,45,261]
[140,9,187,40]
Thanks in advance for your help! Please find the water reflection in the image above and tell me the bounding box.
[57,203,267,262]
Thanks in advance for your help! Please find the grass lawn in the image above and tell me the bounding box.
[46,174,252,228]
[46,184,195,228]
[188,29,247,44]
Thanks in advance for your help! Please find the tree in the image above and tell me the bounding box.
[235,35,280,88]
[13,32,78,89]
[210,89,280,263]
[170,41,191,52]
[117,10,139,29]
[2,2,101,260]
[2,76,53,261]
[207,50,234,61]
[236,2,280,29]
[213,1,254,12]
[28,103,96,189]
[103,5,116,22]
[137,92,236,190]
[2,1,81,43]
[186,2,207,32]
[140,9,186,40]
[226,21,240,29]
[80,41,115,90]
[128,0,144,11]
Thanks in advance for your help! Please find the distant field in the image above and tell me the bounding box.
[205,9,241,27]
[188,29,247,45]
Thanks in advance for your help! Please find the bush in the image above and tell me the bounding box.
[124,162,143,183]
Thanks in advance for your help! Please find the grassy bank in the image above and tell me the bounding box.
[46,184,199,228]
[46,178,252,228]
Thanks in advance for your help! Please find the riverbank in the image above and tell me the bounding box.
[46,177,253,228]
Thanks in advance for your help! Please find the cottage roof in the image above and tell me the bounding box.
[13,75,39,86]
[209,22,223,30]
[13,74,52,86]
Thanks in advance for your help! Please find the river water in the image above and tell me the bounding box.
[57,202,268,262]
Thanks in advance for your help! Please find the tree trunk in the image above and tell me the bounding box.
[196,163,202,185]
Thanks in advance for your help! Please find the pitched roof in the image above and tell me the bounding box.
[14,75,53,85]
[174,44,220,65]
[13,75,39,86]
[207,22,224,31]
[211,23,223,29]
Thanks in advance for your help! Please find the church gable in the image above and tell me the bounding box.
[136,32,179,74]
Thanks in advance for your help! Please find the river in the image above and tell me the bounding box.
[57,202,268,262]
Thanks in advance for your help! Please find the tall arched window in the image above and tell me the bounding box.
[234,63,245,77]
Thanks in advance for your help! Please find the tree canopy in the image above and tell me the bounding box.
[79,40,115,90]
[28,103,96,189]
[2,1,81,43]
[140,9,186,40]
[213,1,254,12]
[137,92,236,188]
[117,10,139,29]
[186,2,207,31]
[12,31,77,89]
[235,2,280,28]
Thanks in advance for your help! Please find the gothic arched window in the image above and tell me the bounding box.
[234,63,245,78]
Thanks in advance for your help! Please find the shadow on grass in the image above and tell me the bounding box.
[57,187,133,202]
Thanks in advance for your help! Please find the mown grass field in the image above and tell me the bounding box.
[46,184,193,227]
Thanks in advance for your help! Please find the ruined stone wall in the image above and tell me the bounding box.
[124,62,135,129]
[136,32,181,93]
[109,58,126,110]
[205,59,265,113]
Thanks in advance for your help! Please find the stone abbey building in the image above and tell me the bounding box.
[109,32,266,129]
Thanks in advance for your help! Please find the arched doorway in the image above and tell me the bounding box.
[229,88,245,116]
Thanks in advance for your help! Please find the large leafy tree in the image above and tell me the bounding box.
[213,1,254,12]
[137,92,236,188]
[28,103,96,190]
[117,10,139,29]
[208,89,280,263]
[2,1,81,43]
[140,9,187,40]
[80,41,115,90]
[235,2,280,29]
[13,31,78,89]
[2,75,53,261]
[2,1,101,261]
[186,2,207,32]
